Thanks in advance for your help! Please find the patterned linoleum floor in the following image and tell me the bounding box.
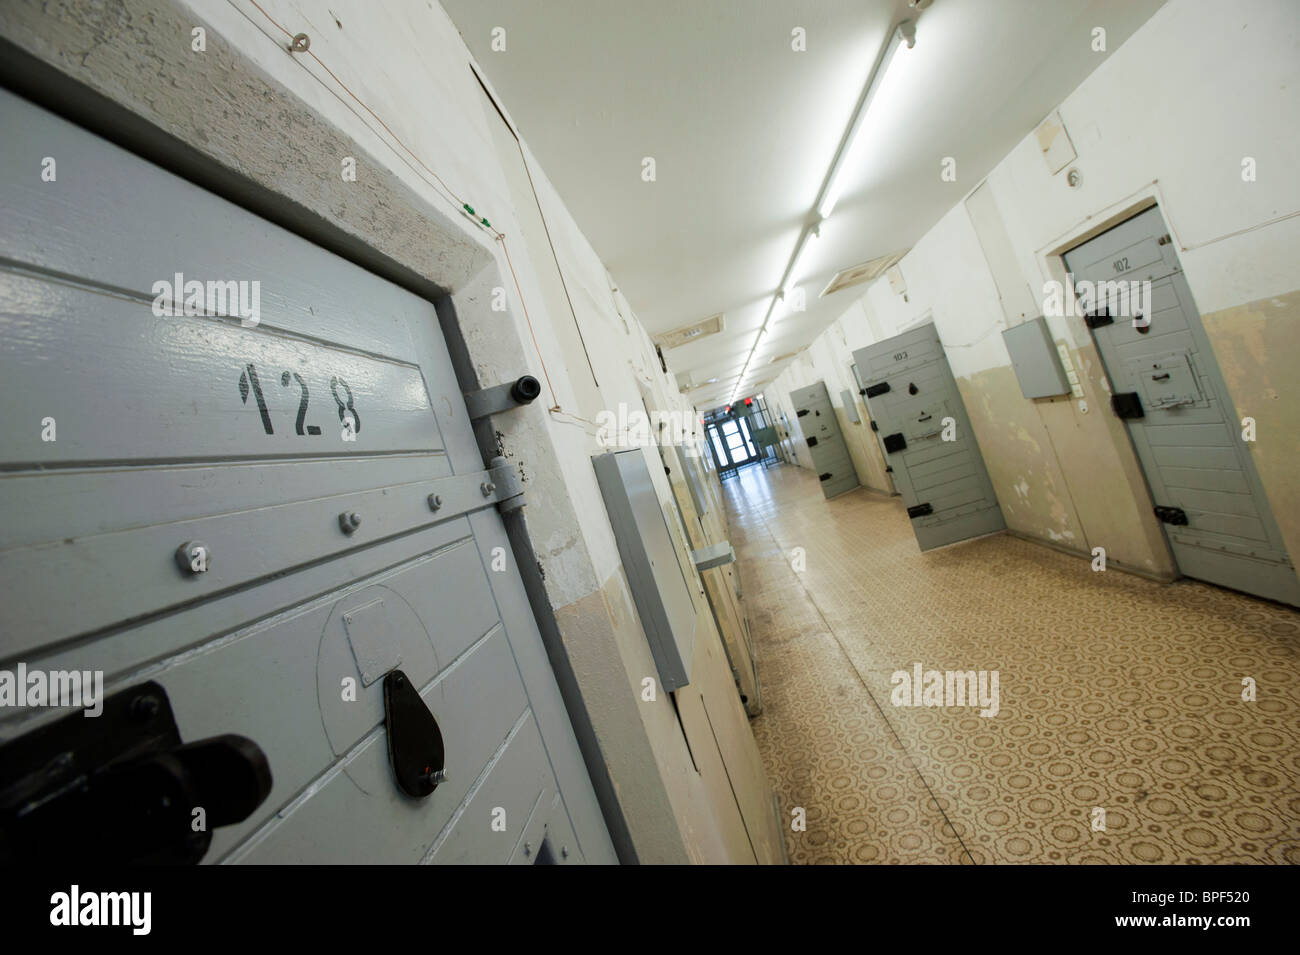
[724,463,1300,865]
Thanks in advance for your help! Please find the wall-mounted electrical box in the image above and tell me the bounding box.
[1002,316,1072,399]
[593,450,696,690]
[840,389,861,423]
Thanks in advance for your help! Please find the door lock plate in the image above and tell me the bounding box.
[1154,505,1189,526]
[883,432,907,453]
[1111,392,1144,419]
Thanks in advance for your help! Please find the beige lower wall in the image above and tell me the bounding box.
[956,344,1178,579]
[1203,287,1300,579]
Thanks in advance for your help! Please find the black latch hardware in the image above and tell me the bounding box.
[908,382,918,395]
[0,682,272,864]
[383,669,446,799]
[1084,308,1113,329]
[883,432,907,454]
[806,436,819,447]
[1111,392,1144,419]
[864,382,891,398]
[1154,505,1189,525]
[818,472,833,482]
[796,409,810,417]
[907,503,934,518]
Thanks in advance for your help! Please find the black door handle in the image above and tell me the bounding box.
[0,682,272,864]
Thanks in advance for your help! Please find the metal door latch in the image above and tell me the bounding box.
[1084,307,1113,329]
[0,682,272,864]
[1111,392,1144,419]
[382,669,446,799]
[1154,505,1189,525]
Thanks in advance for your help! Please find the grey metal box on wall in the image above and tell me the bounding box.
[592,450,696,690]
[1002,316,1071,399]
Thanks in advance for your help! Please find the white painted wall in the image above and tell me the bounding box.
[768,0,1299,570]
[178,0,705,595]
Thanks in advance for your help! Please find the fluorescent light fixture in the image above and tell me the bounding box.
[816,19,915,220]
[786,227,819,287]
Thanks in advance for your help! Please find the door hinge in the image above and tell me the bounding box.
[1154,505,1189,525]
[487,455,525,514]
[1110,392,1144,419]
[883,432,907,454]
[870,420,879,432]
[907,503,934,518]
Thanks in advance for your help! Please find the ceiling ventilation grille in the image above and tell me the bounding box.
[820,249,909,298]
[655,313,725,350]
[768,347,806,365]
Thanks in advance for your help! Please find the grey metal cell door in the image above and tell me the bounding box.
[853,324,1005,550]
[1063,206,1300,606]
[0,87,617,863]
[790,381,859,499]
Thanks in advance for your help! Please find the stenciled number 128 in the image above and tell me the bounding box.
[237,362,361,437]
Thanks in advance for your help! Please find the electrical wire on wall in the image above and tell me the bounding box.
[237,0,603,429]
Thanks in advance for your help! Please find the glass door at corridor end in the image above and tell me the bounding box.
[708,415,759,472]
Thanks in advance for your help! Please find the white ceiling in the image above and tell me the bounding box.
[442,0,1165,409]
